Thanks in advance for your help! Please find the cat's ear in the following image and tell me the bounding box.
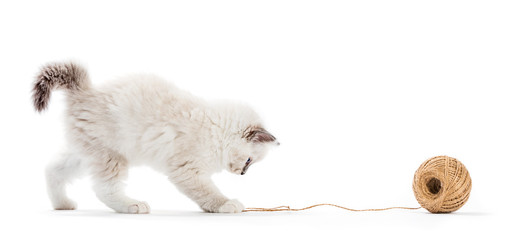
[243,127,278,144]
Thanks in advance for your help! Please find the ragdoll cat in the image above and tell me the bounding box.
[33,62,278,214]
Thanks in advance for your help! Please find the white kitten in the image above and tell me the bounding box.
[33,62,278,214]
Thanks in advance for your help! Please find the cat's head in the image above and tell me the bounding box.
[226,125,279,175]
[210,101,278,175]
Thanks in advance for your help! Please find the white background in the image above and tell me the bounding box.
[1,0,513,239]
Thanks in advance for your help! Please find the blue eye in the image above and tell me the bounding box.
[246,158,251,163]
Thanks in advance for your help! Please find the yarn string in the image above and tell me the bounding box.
[243,203,421,212]
[244,156,471,213]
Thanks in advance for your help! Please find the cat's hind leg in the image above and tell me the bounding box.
[46,152,87,210]
[90,150,150,214]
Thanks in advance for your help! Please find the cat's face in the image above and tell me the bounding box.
[227,126,279,175]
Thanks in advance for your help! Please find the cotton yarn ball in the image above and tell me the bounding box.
[412,156,472,213]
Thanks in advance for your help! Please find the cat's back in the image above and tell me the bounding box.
[66,74,205,154]
[95,74,202,119]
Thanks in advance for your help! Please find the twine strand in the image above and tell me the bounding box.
[243,156,471,214]
[243,203,421,212]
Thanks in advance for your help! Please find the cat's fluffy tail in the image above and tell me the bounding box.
[32,62,91,112]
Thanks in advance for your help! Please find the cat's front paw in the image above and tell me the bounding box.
[217,199,244,213]
[126,201,150,214]
[115,201,151,214]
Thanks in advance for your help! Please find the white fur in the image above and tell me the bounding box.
[44,73,277,214]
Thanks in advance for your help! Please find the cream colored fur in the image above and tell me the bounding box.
[36,62,278,214]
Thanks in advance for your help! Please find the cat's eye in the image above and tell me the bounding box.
[242,158,252,175]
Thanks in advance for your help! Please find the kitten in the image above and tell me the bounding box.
[33,62,278,214]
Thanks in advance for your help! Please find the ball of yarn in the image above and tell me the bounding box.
[412,156,472,213]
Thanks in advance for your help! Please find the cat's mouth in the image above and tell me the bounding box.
[241,159,253,175]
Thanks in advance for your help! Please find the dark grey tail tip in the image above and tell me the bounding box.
[32,61,90,112]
